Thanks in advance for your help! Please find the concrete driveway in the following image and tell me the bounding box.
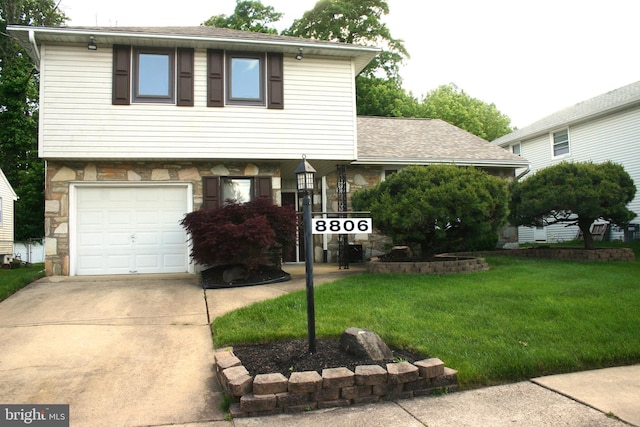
[0,275,229,427]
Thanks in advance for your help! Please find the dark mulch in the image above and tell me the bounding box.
[232,338,426,378]
[201,264,291,289]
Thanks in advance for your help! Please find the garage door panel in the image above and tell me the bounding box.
[75,186,189,275]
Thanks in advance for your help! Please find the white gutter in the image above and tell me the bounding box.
[351,158,531,169]
[322,176,328,256]
[28,30,41,70]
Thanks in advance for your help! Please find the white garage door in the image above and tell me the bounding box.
[75,186,189,275]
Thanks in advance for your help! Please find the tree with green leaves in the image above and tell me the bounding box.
[420,84,513,141]
[202,0,283,34]
[1,0,66,240]
[284,0,408,82]
[352,165,509,258]
[510,161,636,250]
[356,76,421,117]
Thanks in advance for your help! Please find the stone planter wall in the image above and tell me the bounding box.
[451,248,635,262]
[214,349,458,418]
[367,257,489,275]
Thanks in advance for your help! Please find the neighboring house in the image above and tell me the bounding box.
[493,80,640,243]
[0,168,19,265]
[8,25,525,276]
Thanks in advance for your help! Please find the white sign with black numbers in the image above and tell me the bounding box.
[311,218,373,234]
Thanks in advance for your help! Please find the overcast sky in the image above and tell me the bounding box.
[57,0,640,130]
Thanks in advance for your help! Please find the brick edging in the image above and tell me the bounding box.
[214,349,458,418]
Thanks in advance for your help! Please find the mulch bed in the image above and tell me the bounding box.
[232,338,425,378]
[201,264,291,289]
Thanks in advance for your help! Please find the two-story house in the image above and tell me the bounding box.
[9,25,526,276]
[493,80,640,243]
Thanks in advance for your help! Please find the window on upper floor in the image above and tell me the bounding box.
[133,47,175,103]
[0,197,3,226]
[113,45,194,106]
[226,52,265,106]
[511,143,521,156]
[552,129,570,158]
[207,50,283,109]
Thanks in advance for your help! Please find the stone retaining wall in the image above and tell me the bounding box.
[451,248,635,262]
[367,257,489,274]
[214,349,458,418]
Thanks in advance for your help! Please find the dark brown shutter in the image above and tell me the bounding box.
[207,49,224,107]
[255,177,273,201]
[267,52,284,109]
[112,45,131,105]
[202,176,221,210]
[177,48,194,106]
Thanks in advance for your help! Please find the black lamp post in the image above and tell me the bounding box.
[294,155,317,354]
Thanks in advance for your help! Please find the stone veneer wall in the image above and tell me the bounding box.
[214,349,458,418]
[367,257,489,275]
[44,160,280,276]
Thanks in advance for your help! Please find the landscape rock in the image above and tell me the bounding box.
[339,327,393,361]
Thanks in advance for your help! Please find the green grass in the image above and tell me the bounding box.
[212,250,640,389]
[0,263,45,302]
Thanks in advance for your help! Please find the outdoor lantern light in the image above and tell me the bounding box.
[294,155,316,193]
[295,47,304,61]
[294,155,317,353]
[87,36,97,51]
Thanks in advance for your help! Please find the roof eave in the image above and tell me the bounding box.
[7,25,380,74]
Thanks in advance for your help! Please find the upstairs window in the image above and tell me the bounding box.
[511,143,521,156]
[113,45,194,106]
[227,53,264,106]
[133,48,174,103]
[552,129,570,158]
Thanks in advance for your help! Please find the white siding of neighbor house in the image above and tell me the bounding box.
[516,107,640,243]
[39,44,358,161]
[0,180,16,255]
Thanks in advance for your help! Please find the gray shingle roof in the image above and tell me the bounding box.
[356,116,527,168]
[493,80,640,146]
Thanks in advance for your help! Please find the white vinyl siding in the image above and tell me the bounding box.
[0,183,16,255]
[39,44,358,161]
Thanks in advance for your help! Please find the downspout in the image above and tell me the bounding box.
[515,165,531,181]
[28,30,41,70]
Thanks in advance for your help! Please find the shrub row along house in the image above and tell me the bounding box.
[7,25,526,276]
[493,80,640,243]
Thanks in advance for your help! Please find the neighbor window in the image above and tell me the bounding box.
[226,52,265,106]
[133,48,175,103]
[552,129,570,157]
[511,143,521,156]
[0,197,3,225]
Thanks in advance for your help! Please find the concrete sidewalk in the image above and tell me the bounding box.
[208,263,640,427]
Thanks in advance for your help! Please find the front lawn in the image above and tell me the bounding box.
[0,263,45,302]
[212,253,640,389]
